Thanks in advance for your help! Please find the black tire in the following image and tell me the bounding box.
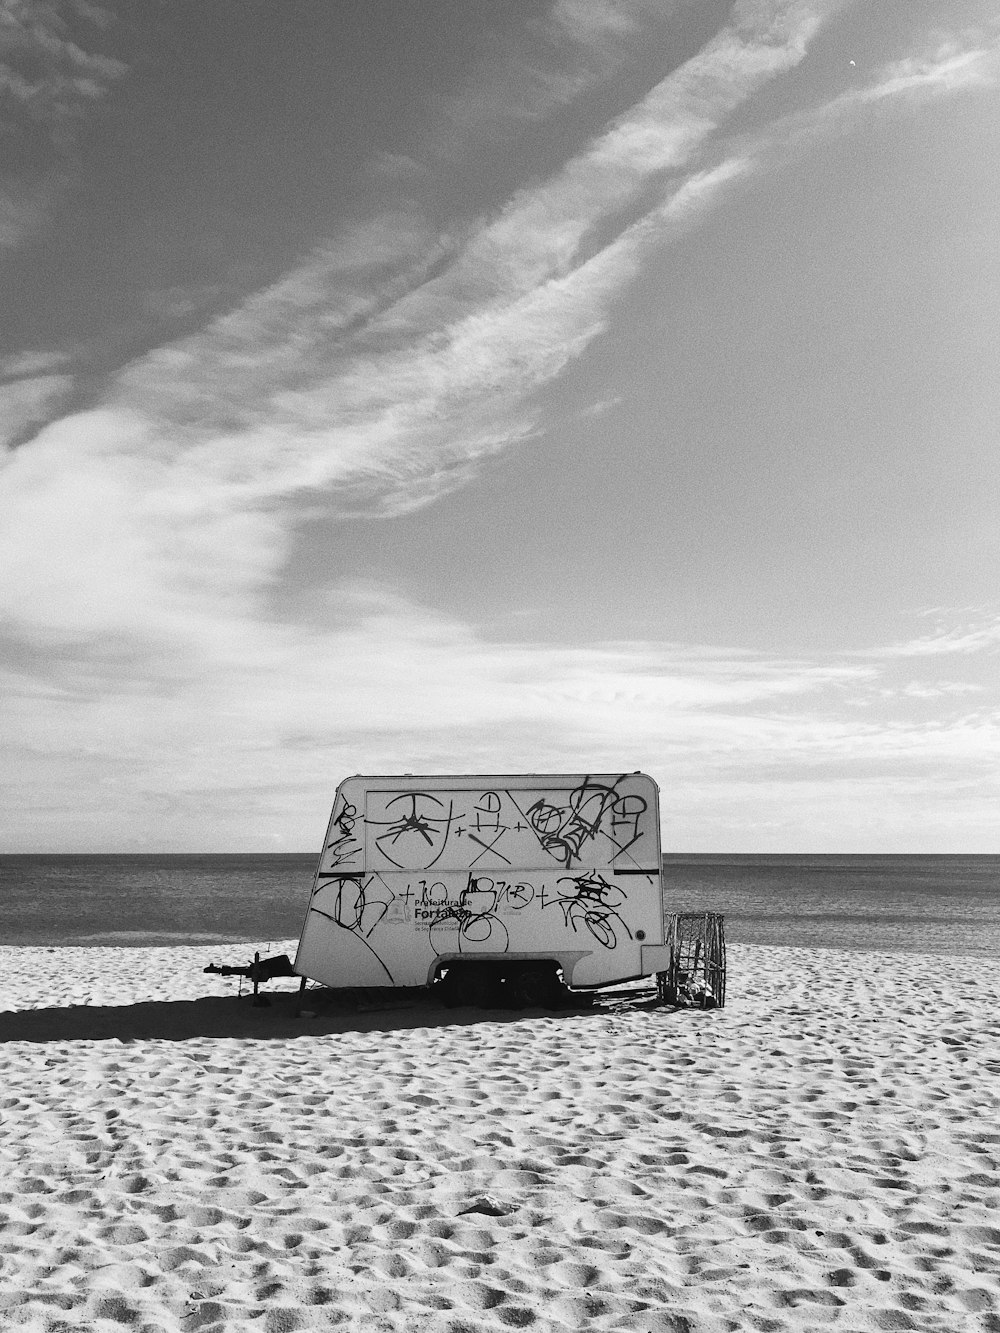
[442,963,502,1008]
[504,962,563,1010]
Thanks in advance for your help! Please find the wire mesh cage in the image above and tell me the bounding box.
[658,912,726,1008]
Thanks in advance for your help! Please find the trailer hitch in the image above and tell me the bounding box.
[204,951,296,1006]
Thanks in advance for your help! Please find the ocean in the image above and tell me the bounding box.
[1,854,998,956]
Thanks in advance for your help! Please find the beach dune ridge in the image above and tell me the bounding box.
[1,942,998,1331]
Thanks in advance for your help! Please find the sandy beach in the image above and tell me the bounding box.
[1,943,998,1332]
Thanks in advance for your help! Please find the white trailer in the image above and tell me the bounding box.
[293,772,673,1006]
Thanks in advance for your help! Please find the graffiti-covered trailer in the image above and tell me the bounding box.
[294,773,671,1004]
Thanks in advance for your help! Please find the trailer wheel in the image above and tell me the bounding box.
[505,962,563,1010]
[441,963,502,1009]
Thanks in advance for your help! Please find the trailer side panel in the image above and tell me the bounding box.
[294,773,662,989]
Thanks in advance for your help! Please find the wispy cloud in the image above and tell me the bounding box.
[0,372,75,450]
[3,1,859,655]
[0,0,127,248]
[1,348,73,379]
[48,0,999,526]
[414,0,672,164]
[2,2,990,577]
[898,681,984,699]
[3,3,998,849]
[4,5,993,614]
[757,23,1000,144]
[2,586,996,849]
[863,29,1000,98]
[0,0,124,131]
[873,612,1000,658]
[20,3,847,468]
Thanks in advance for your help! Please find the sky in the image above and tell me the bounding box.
[1,0,998,853]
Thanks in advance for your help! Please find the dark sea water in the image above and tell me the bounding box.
[1,854,998,956]
[660,854,1000,958]
[0,855,315,949]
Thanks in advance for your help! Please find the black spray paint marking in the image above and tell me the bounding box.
[367,791,458,870]
[325,799,362,867]
[544,870,633,950]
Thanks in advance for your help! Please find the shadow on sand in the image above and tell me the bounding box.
[0,983,667,1044]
